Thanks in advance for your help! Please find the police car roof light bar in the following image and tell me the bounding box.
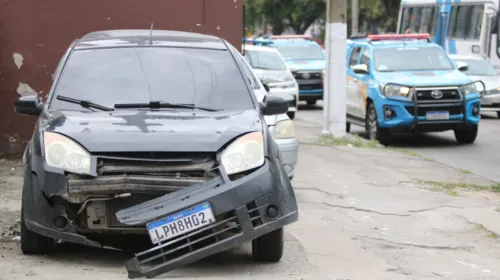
[368,33,431,42]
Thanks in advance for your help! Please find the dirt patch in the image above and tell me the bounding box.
[0,159,23,243]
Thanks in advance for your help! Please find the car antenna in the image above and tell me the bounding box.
[149,22,154,45]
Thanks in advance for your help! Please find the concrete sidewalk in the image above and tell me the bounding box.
[286,118,500,279]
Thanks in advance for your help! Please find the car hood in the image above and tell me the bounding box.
[466,74,500,90]
[374,70,472,87]
[42,109,264,152]
[253,69,294,84]
[285,59,325,71]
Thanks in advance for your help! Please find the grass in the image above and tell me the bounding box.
[396,149,434,162]
[475,224,499,239]
[317,134,380,148]
[460,169,472,174]
[414,179,500,195]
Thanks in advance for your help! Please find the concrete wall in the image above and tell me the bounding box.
[0,0,243,153]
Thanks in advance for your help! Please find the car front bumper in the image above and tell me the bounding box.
[274,137,298,179]
[376,93,481,132]
[481,93,500,112]
[25,156,298,279]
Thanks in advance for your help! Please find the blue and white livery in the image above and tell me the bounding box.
[397,0,500,67]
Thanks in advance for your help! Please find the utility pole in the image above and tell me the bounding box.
[322,0,347,137]
[351,0,359,35]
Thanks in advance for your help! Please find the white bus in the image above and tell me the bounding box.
[396,0,500,67]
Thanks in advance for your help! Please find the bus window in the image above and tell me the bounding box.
[467,5,484,39]
[410,7,422,32]
[430,7,438,36]
[400,7,411,33]
[450,5,471,38]
[419,7,435,34]
[448,6,458,37]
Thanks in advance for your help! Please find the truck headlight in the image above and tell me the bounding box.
[43,132,91,175]
[273,120,296,139]
[221,131,264,175]
[382,84,413,98]
[461,81,486,95]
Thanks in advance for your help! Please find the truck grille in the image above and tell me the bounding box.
[405,105,463,116]
[415,87,461,102]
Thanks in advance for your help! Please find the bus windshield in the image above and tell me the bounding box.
[374,47,455,72]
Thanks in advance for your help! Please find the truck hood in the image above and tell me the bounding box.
[42,109,263,153]
[285,59,325,71]
[466,74,500,91]
[374,70,472,87]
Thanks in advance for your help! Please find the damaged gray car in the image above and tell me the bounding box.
[14,30,299,278]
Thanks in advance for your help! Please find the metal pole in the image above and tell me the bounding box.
[351,0,359,35]
[322,0,347,137]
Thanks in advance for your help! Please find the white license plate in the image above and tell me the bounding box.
[426,111,449,120]
[146,202,215,245]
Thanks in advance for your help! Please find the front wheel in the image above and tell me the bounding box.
[252,228,284,262]
[454,125,478,144]
[20,206,53,255]
[366,104,391,146]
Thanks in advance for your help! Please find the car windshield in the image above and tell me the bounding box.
[274,44,324,61]
[244,49,287,70]
[374,46,455,72]
[50,47,254,111]
[452,58,498,76]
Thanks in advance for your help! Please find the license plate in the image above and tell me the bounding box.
[146,202,215,244]
[426,111,449,120]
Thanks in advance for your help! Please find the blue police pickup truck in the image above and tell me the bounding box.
[345,33,485,145]
[250,35,325,106]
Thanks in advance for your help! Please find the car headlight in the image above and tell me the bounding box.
[43,132,91,174]
[382,84,414,98]
[461,81,486,95]
[273,119,296,139]
[221,131,264,175]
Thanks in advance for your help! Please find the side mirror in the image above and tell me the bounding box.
[351,64,369,74]
[261,95,288,116]
[15,95,42,116]
[456,61,469,72]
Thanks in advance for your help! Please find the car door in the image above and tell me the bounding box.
[346,45,363,119]
[355,46,372,119]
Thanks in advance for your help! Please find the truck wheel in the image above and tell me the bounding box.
[20,206,52,255]
[287,112,295,120]
[252,228,284,262]
[454,125,478,144]
[366,104,391,146]
[306,100,316,106]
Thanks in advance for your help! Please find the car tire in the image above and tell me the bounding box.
[287,111,295,120]
[306,100,316,106]
[366,104,391,146]
[497,112,500,119]
[454,125,478,144]
[20,206,52,255]
[252,227,284,262]
[346,122,351,133]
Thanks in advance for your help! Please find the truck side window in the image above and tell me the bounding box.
[360,48,371,71]
[349,46,362,67]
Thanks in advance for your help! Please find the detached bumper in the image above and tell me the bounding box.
[115,159,298,278]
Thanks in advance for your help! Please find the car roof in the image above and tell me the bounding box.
[447,54,487,60]
[74,29,227,50]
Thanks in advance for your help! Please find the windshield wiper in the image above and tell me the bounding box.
[56,95,114,111]
[114,101,221,112]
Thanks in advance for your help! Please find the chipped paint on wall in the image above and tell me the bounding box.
[13,53,23,69]
[16,83,37,96]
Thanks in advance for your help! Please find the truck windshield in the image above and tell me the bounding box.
[50,47,254,111]
[374,47,455,72]
[274,44,324,61]
[244,49,287,70]
[452,59,498,76]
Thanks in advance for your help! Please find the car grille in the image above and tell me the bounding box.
[415,87,461,102]
[405,105,463,116]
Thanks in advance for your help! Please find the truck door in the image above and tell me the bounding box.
[356,46,372,119]
[346,45,363,119]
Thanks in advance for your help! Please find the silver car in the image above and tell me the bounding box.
[449,54,500,118]
[243,44,299,120]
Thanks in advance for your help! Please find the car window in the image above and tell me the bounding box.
[50,47,254,111]
[374,46,454,72]
[454,58,498,76]
[359,47,371,71]
[237,53,261,90]
[244,49,287,70]
[349,46,362,67]
[274,44,324,60]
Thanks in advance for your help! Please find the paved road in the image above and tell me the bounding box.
[297,101,500,182]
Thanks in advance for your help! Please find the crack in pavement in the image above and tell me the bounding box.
[294,187,345,199]
[322,202,411,217]
[352,235,474,251]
